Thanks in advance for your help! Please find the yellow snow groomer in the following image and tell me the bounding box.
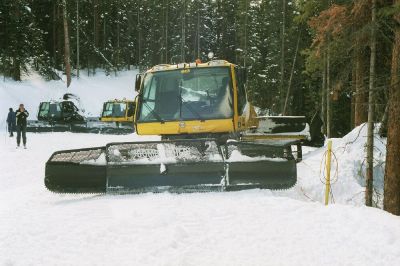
[100,99,135,123]
[45,60,310,193]
[99,99,135,132]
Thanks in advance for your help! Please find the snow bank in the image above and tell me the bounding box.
[282,124,387,207]
[0,69,138,128]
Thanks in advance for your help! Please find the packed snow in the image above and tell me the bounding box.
[1,72,399,265]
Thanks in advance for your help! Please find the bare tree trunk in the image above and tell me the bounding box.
[283,31,301,115]
[243,0,249,67]
[12,60,21,81]
[354,45,368,126]
[127,7,134,69]
[52,1,57,68]
[216,0,221,57]
[76,0,80,78]
[62,0,71,87]
[165,0,168,63]
[137,1,141,68]
[116,20,120,73]
[93,0,100,75]
[321,52,327,136]
[365,0,377,207]
[279,0,286,113]
[161,0,166,63]
[351,64,356,128]
[379,104,388,137]
[103,17,106,69]
[326,48,332,138]
[383,1,400,215]
[197,7,200,59]
[180,0,186,62]
[116,3,120,72]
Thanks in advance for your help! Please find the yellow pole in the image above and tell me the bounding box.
[325,140,332,205]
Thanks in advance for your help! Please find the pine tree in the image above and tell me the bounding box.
[62,0,71,87]
[0,0,45,80]
[384,0,400,215]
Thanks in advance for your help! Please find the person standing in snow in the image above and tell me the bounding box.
[6,108,16,137]
[15,104,29,148]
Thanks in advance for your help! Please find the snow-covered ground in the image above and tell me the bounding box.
[1,72,399,265]
[1,132,399,266]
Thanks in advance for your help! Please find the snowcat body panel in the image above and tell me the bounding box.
[136,119,234,135]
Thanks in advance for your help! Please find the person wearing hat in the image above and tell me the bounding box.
[6,107,16,137]
[15,104,29,148]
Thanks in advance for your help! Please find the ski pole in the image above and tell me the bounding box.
[4,122,8,144]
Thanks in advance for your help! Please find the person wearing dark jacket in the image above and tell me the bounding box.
[15,104,29,148]
[6,108,16,137]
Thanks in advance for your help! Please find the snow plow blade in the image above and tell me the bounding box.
[105,140,225,193]
[27,120,134,134]
[243,116,310,148]
[255,116,308,134]
[223,142,296,190]
[45,140,297,193]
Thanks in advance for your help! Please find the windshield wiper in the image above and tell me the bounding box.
[142,100,164,123]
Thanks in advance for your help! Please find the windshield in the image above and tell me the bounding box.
[138,67,233,122]
[38,102,50,119]
[38,102,62,120]
[102,102,127,118]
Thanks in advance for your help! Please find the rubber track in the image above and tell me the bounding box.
[46,179,297,194]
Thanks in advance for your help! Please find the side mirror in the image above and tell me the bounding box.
[135,74,142,92]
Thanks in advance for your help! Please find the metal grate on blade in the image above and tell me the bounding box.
[225,143,291,161]
[50,148,104,164]
[130,147,160,160]
[107,143,159,163]
[107,141,223,164]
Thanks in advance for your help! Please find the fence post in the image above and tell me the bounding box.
[325,140,332,205]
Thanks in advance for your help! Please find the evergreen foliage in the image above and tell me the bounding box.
[0,0,397,137]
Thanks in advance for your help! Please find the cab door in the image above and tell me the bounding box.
[234,66,248,130]
[38,102,50,120]
[126,102,135,121]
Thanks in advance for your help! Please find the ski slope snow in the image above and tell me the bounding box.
[1,71,399,265]
[0,132,399,266]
